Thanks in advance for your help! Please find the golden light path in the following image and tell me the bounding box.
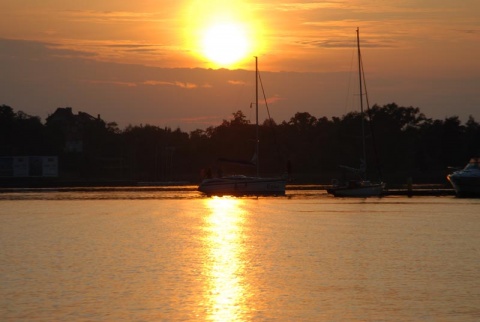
[203,196,249,321]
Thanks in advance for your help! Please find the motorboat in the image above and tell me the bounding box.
[447,157,480,197]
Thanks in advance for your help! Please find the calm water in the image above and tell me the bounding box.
[1,187,480,321]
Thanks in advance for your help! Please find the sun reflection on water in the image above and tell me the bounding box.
[203,196,248,321]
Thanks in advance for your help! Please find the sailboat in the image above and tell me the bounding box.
[198,57,287,196]
[327,28,385,197]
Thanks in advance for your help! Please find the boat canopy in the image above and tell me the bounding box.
[465,157,480,170]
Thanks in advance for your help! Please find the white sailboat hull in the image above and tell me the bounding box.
[198,175,286,196]
[327,181,385,197]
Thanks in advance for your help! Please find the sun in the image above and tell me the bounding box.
[183,1,262,68]
[201,22,250,66]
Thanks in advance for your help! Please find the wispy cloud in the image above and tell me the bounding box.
[80,79,208,89]
[301,38,396,49]
[48,40,169,54]
[143,80,209,89]
[274,2,343,12]
[82,79,137,87]
[44,39,178,67]
[61,10,167,24]
[227,80,246,85]
[263,94,285,105]
[453,29,480,35]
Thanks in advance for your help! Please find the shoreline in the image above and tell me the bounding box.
[0,182,456,196]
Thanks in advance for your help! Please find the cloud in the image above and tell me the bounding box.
[61,9,165,24]
[0,38,95,60]
[227,80,246,85]
[264,94,285,105]
[82,79,138,87]
[454,29,480,35]
[1,37,479,133]
[46,40,170,60]
[274,2,343,12]
[174,81,197,89]
[302,38,396,49]
[143,80,213,89]
[143,80,172,86]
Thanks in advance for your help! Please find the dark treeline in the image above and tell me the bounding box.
[1,103,479,185]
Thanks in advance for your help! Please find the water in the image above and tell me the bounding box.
[1,187,480,321]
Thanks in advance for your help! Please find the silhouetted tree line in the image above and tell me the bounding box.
[1,103,479,185]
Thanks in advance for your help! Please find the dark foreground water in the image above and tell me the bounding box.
[1,187,479,321]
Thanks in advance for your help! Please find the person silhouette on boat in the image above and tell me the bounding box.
[201,168,212,179]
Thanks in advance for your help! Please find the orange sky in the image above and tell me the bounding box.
[1,0,479,131]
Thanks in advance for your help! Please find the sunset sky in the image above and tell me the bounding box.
[1,0,479,131]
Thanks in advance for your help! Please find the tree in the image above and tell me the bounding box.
[465,116,480,158]
[0,105,15,154]
[2,103,480,185]
[221,110,250,127]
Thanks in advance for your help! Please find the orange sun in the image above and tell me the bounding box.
[201,22,250,66]
[184,1,263,68]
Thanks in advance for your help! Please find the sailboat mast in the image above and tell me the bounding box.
[357,27,367,178]
[255,56,260,176]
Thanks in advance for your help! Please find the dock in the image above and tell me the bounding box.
[383,188,455,196]
[287,184,456,197]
